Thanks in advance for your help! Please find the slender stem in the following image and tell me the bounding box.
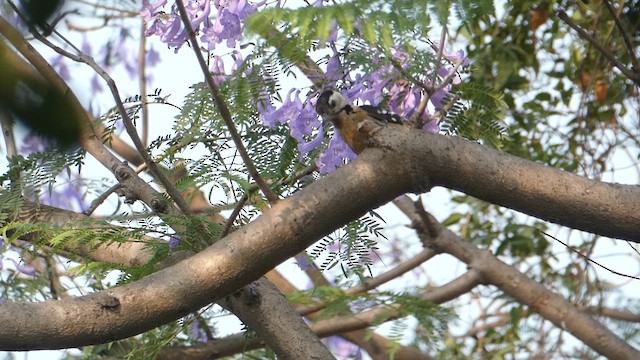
[540,230,640,280]
[431,25,447,87]
[5,3,193,215]
[557,10,639,84]
[83,183,121,216]
[138,19,149,147]
[411,26,449,126]
[297,247,436,316]
[174,0,279,204]
[219,194,247,239]
[602,0,639,70]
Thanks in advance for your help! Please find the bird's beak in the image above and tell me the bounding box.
[320,116,330,130]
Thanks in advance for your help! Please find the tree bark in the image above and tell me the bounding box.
[0,125,638,350]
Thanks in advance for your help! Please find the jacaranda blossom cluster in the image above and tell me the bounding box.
[258,45,470,173]
[142,0,263,52]
[141,0,470,173]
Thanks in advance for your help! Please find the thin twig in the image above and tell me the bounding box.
[602,0,639,70]
[72,0,140,15]
[174,0,279,204]
[219,194,248,239]
[84,161,147,216]
[138,19,149,147]
[411,26,449,126]
[557,10,640,84]
[6,2,193,215]
[539,230,640,281]
[217,164,316,238]
[297,248,436,316]
[83,183,122,216]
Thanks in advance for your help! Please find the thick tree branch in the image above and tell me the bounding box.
[159,269,479,359]
[0,121,637,349]
[396,197,640,360]
[0,17,175,214]
[220,278,332,360]
[381,127,639,242]
[13,202,158,267]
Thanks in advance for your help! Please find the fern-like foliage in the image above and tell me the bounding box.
[247,0,507,147]
[288,285,454,352]
[100,88,174,146]
[309,211,386,281]
[440,82,509,148]
[0,147,85,200]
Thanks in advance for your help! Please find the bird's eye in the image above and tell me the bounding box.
[329,100,336,107]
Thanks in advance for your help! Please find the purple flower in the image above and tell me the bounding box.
[9,259,36,276]
[218,10,241,47]
[40,178,89,212]
[260,90,332,160]
[144,18,164,37]
[423,118,439,134]
[50,55,70,82]
[297,123,325,155]
[161,16,188,50]
[221,0,264,18]
[289,104,321,141]
[202,9,241,48]
[169,235,181,252]
[324,336,363,359]
[296,256,316,271]
[326,19,339,43]
[442,48,470,67]
[146,46,161,67]
[190,319,208,342]
[231,50,244,72]
[438,66,461,84]
[256,99,276,122]
[90,74,103,94]
[20,132,53,154]
[429,88,448,110]
[143,0,211,52]
[209,55,226,85]
[326,52,342,82]
[316,132,356,173]
[258,88,298,128]
[188,1,212,30]
[200,0,264,50]
[141,0,168,22]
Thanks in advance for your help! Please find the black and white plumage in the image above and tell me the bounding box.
[315,90,405,153]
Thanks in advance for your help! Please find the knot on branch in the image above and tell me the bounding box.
[410,161,433,194]
[111,162,140,204]
[112,162,132,181]
[96,294,121,312]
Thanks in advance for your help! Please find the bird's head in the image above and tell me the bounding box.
[315,90,351,120]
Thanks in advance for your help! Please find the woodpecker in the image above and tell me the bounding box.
[315,90,405,153]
